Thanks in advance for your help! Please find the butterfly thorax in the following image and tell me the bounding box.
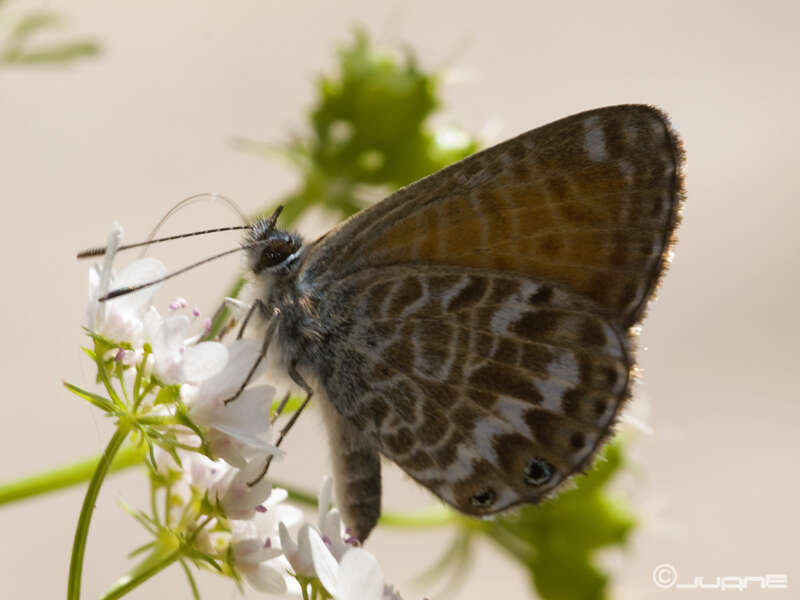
[245,223,352,398]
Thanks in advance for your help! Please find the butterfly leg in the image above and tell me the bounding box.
[247,362,313,486]
[236,298,265,340]
[223,303,278,405]
[273,362,314,447]
[270,391,291,425]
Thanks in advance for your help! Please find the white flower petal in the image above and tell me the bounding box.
[195,339,269,399]
[241,561,288,594]
[280,522,316,578]
[155,315,191,355]
[97,223,122,302]
[265,487,289,508]
[318,475,333,527]
[233,537,282,564]
[309,527,339,597]
[143,306,162,341]
[87,264,103,330]
[180,341,228,383]
[193,386,273,433]
[271,503,304,532]
[210,423,281,455]
[321,509,349,561]
[109,258,167,316]
[278,522,297,561]
[86,228,166,346]
[247,489,303,538]
[337,548,384,600]
[217,458,271,520]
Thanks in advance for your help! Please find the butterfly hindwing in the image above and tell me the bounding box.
[314,265,631,516]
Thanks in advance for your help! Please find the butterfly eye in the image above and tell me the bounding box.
[470,487,496,508]
[524,458,554,486]
[254,236,299,273]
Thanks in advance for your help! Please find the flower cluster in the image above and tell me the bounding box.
[71,223,402,599]
[277,477,404,599]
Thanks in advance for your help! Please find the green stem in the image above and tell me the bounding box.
[2,446,455,528]
[0,444,144,505]
[68,424,131,600]
[99,547,181,600]
[378,504,457,529]
[279,480,456,529]
[179,559,201,600]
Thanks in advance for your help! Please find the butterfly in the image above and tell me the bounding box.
[242,104,684,542]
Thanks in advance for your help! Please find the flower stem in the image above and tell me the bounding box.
[2,446,455,529]
[280,480,457,529]
[99,547,181,600]
[67,424,131,600]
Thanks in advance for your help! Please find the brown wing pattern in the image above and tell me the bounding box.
[305,104,684,329]
[317,265,631,515]
[303,104,683,529]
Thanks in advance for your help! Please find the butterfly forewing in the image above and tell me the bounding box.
[305,104,683,329]
[287,104,683,538]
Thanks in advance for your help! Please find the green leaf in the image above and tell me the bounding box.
[8,12,64,41]
[154,385,180,406]
[0,9,100,68]
[63,381,115,412]
[3,41,99,65]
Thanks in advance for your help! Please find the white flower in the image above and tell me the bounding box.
[232,532,285,593]
[147,308,227,384]
[86,223,167,346]
[185,339,281,468]
[279,522,323,579]
[212,457,273,520]
[312,542,404,600]
[233,488,304,544]
[231,488,303,593]
[311,542,387,600]
[281,476,402,600]
[317,476,356,560]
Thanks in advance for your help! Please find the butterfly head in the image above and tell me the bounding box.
[244,215,303,276]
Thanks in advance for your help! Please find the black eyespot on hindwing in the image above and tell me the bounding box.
[524,458,554,486]
[470,487,497,507]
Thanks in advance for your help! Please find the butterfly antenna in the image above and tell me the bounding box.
[96,205,284,302]
[143,192,249,257]
[76,225,252,259]
[265,205,283,229]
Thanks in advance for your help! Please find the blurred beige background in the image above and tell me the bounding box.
[1,1,798,598]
